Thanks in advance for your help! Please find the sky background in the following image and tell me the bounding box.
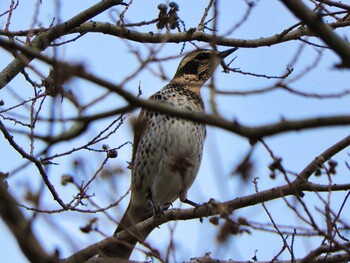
[1,0,350,262]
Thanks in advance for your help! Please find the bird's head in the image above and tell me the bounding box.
[171,48,237,93]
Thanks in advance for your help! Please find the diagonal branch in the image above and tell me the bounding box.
[64,180,350,262]
[281,0,350,67]
[0,0,125,89]
[0,120,66,208]
[0,176,58,263]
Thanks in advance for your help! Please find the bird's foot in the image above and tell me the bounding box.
[153,202,172,217]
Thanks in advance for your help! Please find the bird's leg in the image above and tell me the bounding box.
[182,198,199,207]
[179,188,199,207]
[180,193,203,223]
[146,190,158,214]
[146,190,172,217]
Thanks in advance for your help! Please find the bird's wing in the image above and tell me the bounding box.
[129,108,148,169]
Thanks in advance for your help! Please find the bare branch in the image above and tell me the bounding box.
[0,0,126,89]
[0,120,67,208]
[0,176,59,263]
[281,0,350,67]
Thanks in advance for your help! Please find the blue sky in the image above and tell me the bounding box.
[1,1,350,262]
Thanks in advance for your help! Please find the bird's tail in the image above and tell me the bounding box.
[102,203,153,260]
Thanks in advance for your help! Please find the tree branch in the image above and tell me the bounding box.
[281,0,350,67]
[187,252,350,263]
[0,0,125,89]
[64,179,350,262]
[0,175,58,263]
[70,20,350,48]
[64,133,350,261]
[0,120,67,208]
[1,37,350,140]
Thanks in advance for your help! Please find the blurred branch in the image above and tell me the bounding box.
[215,83,350,98]
[0,120,67,208]
[187,252,350,263]
[70,64,350,140]
[301,243,350,263]
[0,0,126,89]
[0,176,58,263]
[281,0,350,67]
[297,134,350,181]
[314,0,350,12]
[2,36,350,140]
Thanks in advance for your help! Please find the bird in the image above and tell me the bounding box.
[110,47,237,260]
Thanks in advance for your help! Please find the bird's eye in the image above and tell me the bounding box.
[195,53,209,60]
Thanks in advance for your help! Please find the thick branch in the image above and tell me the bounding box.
[0,177,58,263]
[71,20,350,47]
[297,134,350,181]
[64,180,350,262]
[0,0,124,89]
[281,0,350,67]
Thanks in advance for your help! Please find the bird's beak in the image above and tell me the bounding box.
[219,48,238,58]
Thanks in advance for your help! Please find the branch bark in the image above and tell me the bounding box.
[70,20,350,47]
[0,0,125,89]
[281,0,350,67]
[0,176,58,263]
